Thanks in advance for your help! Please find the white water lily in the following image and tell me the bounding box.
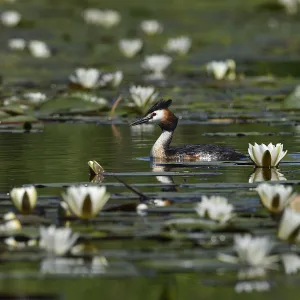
[129,85,158,109]
[248,143,287,168]
[99,70,123,88]
[206,59,236,80]
[281,253,300,274]
[8,38,26,50]
[218,234,279,267]
[256,183,295,213]
[0,212,21,231]
[5,237,37,249]
[141,55,172,76]
[62,186,110,219]
[140,20,163,35]
[10,186,37,214]
[195,195,234,224]
[164,36,191,55]
[248,168,287,183]
[119,39,143,58]
[28,40,51,58]
[83,8,120,27]
[278,0,298,15]
[278,207,300,241]
[1,10,21,27]
[24,92,47,104]
[69,68,102,89]
[40,226,79,256]
[71,92,107,105]
[136,203,148,216]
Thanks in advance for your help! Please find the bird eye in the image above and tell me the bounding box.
[152,112,156,117]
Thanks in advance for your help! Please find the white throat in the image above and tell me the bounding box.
[150,130,173,159]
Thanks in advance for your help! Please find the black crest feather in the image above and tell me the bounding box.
[145,99,172,115]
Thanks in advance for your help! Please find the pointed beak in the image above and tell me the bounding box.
[130,115,152,126]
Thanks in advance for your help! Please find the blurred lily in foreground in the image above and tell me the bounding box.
[8,38,26,50]
[206,59,236,80]
[99,71,123,88]
[141,55,172,78]
[256,183,295,214]
[128,85,159,114]
[10,186,37,214]
[248,143,287,168]
[24,92,47,104]
[164,36,191,55]
[28,40,51,58]
[0,212,21,232]
[83,8,121,27]
[281,253,300,274]
[1,10,21,27]
[278,0,298,15]
[195,195,234,224]
[40,225,79,256]
[69,68,102,89]
[218,234,279,267]
[278,207,300,242]
[5,237,37,249]
[140,20,163,35]
[62,186,110,219]
[119,39,143,58]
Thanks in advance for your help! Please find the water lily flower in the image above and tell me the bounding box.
[62,186,110,219]
[140,20,163,35]
[8,38,26,50]
[0,212,21,231]
[278,0,298,15]
[40,225,79,256]
[278,207,300,242]
[10,186,37,214]
[195,195,234,224]
[218,234,279,267]
[256,183,295,213]
[206,59,236,80]
[69,68,102,89]
[99,71,123,88]
[4,237,37,249]
[136,203,148,216]
[141,55,172,77]
[28,40,51,58]
[88,160,104,176]
[119,39,143,58]
[24,92,47,104]
[248,143,287,168]
[164,36,191,55]
[281,253,300,274]
[1,11,21,27]
[248,168,287,183]
[83,8,120,27]
[129,85,159,112]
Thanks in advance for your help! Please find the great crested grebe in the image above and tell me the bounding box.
[130,99,246,161]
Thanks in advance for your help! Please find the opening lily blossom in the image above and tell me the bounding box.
[195,195,234,224]
[62,186,110,219]
[256,183,295,213]
[248,143,287,168]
